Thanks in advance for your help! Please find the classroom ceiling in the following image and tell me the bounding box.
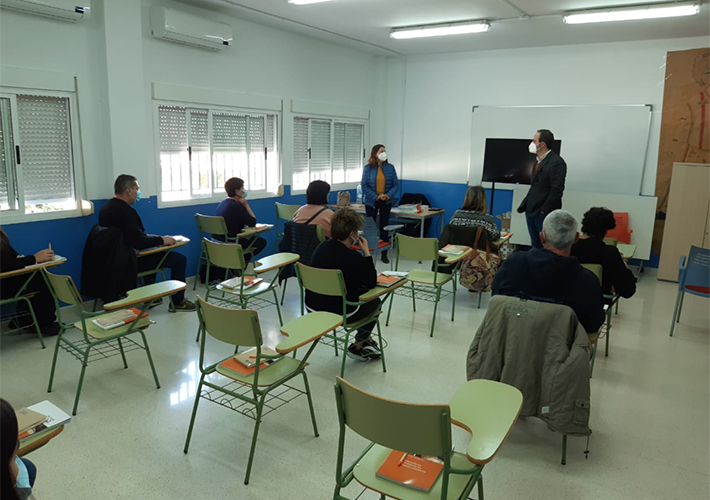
[179,0,710,56]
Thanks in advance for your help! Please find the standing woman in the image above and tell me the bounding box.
[361,144,399,264]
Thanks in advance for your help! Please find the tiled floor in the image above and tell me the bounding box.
[1,259,708,499]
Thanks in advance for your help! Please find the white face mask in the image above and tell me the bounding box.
[378,152,387,162]
[528,142,539,155]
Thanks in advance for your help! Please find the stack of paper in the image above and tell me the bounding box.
[18,401,71,442]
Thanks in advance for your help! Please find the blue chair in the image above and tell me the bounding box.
[670,246,710,337]
[352,215,391,261]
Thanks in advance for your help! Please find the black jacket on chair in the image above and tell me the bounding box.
[81,225,137,303]
[517,150,567,216]
[278,221,324,284]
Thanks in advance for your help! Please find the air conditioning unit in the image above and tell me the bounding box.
[0,0,88,22]
[150,6,232,51]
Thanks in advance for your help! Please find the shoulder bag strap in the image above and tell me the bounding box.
[304,207,328,225]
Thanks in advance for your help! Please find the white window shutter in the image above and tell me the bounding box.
[293,117,309,191]
[16,95,74,205]
[345,123,364,183]
[0,100,12,210]
[158,105,189,198]
[248,115,265,190]
[310,120,331,184]
[212,111,248,191]
[188,109,210,195]
[332,123,346,185]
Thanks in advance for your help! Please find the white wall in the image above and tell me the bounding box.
[0,0,382,200]
[395,37,710,195]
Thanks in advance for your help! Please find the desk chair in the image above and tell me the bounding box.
[352,215,391,261]
[184,297,341,484]
[0,272,44,348]
[198,239,296,340]
[386,233,457,337]
[193,214,232,290]
[581,263,618,368]
[44,270,182,415]
[295,262,387,377]
[333,377,522,500]
[274,202,300,253]
[277,221,326,306]
[670,245,710,337]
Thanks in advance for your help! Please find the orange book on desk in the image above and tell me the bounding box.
[375,450,444,492]
[377,274,405,287]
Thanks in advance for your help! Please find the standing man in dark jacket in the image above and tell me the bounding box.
[517,129,567,248]
[492,210,604,333]
[99,174,195,312]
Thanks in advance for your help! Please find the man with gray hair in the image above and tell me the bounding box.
[492,210,604,333]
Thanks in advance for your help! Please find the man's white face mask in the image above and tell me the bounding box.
[528,141,539,155]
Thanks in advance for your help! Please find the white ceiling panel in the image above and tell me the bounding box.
[177,0,710,56]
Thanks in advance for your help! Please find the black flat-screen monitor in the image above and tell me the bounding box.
[481,138,562,185]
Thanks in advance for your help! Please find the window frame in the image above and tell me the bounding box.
[0,86,86,224]
[291,114,368,196]
[152,100,282,209]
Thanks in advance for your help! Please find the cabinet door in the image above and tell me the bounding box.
[658,163,710,281]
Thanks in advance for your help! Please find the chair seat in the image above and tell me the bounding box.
[215,355,305,387]
[74,316,152,340]
[587,331,599,344]
[686,285,710,295]
[345,311,382,329]
[354,443,478,500]
[216,281,275,297]
[407,269,453,286]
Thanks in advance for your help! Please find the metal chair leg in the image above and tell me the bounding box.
[280,278,288,306]
[430,286,441,337]
[47,328,64,392]
[478,474,484,500]
[301,371,319,437]
[670,289,683,337]
[561,435,567,465]
[117,337,128,368]
[376,320,386,373]
[244,396,265,485]
[140,331,161,389]
[183,376,204,453]
[72,350,91,416]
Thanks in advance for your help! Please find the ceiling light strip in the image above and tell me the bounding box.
[563,1,700,24]
[390,21,490,39]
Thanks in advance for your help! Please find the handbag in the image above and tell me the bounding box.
[337,191,351,207]
[459,227,501,293]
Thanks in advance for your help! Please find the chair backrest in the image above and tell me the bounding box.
[275,203,300,222]
[360,215,380,252]
[195,213,228,238]
[196,296,261,347]
[203,238,246,271]
[334,377,451,457]
[684,245,710,290]
[44,270,83,307]
[396,233,439,261]
[581,263,603,285]
[295,262,346,298]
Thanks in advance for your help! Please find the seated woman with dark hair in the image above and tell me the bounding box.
[293,180,334,238]
[215,177,267,260]
[571,207,636,299]
[1,398,36,500]
[449,186,500,242]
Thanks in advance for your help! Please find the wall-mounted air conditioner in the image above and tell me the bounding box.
[150,6,232,51]
[0,0,88,21]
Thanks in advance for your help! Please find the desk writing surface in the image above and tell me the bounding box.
[238,224,274,238]
[276,312,343,353]
[492,233,513,246]
[359,279,407,301]
[0,256,67,279]
[137,239,189,257]
[18,425,64,457]
[617,243,636,260]
[439,247,473,264]
[103,280,186,310]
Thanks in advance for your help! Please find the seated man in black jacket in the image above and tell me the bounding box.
[305,208,381,361]
[98,175,195,312]
[571,207,636,301]
[492,210,605,333]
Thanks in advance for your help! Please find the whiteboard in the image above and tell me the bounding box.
[468,105,652,195]
[510,187,657,261]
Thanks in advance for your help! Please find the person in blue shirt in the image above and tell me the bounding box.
[361,144,399,264]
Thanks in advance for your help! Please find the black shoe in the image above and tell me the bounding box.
[381,254,390,264]
[361,339,382,359]
[147,297,163,309]
[40,323,61,337]
[346,344,370,362]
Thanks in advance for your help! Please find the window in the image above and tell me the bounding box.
[0,92,79,215]
[292,117,365,192]
[156,104,279,203]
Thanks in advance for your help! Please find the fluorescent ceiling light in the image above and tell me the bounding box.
[288,0,332,5]
[390,21,490,39]
[563,2,700,24]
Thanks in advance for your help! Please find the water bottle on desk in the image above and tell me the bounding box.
[356,184,363,204]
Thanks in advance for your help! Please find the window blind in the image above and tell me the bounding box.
[188,109,210,194]
[310,120,331,183]
[16,95,74,204]
[248,115,265,190]
[158,105,188,196]
[293,117,309,191]
[345,123,364,183]
[0,99,12,209]
[212,111,248,190]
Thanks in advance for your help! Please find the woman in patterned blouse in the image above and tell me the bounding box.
[449,186,501,242]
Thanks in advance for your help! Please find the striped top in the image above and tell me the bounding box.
[449,210,501,242]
